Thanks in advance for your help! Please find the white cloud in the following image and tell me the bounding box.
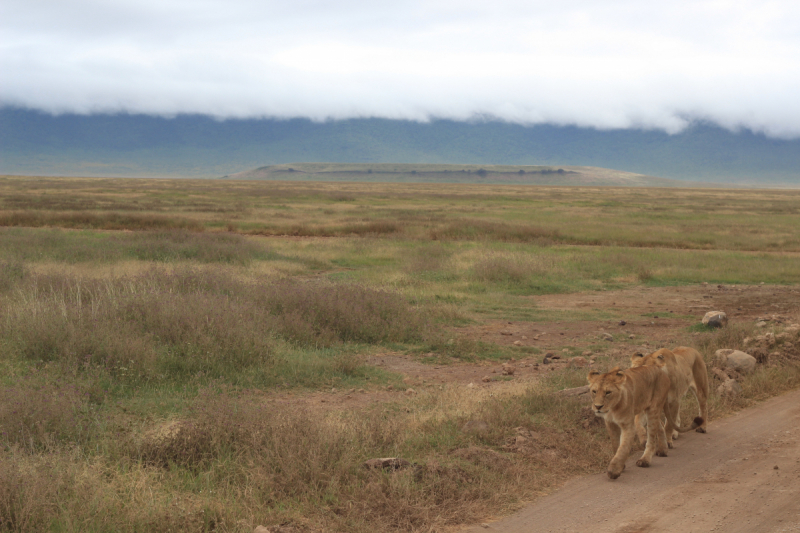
[2,0,800,137]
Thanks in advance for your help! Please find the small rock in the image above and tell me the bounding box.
[521,335,528,340]
[500,330,513,336]
[405,388,416,395]
[467,382,476,388]
[715,349,757,374]
[254,527,272,533]
[562,348,569,353]
[774,465,779,470]
[568,357,589,368]
[717,378,742,398]
[702,311,728,328]
[482,375,492,382]
[501,363,516,375]
[386,385,393,391]
[628,334,635,339]
[515,435,529,447]
[331,387,337,393]
[601,333,614,341]
[358,389,366,394]
[619,320,626,326]
[513,340,522,346]
[582,350,592,356]
[363,457,412,470]
[542,358,551,365]
[756,321,767,328]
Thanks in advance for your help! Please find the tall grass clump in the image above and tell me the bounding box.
[429,220,560,243]
[0,268,429,383]
[0,211,204,232]
[0,377,89,452]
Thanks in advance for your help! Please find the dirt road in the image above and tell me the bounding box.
[463,388,800,533]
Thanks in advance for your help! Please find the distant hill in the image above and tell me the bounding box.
[2,107,800,186]
[228,162,693,187]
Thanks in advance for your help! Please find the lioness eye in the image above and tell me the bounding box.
[605,391,611,395]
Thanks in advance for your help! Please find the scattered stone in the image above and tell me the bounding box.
[756,321,768,328]
[557,385,590,397]
[582,350,593,356]
[743,337,752,346]
[619,320,626,326]
[717,378,742,398]
[405,388,416,395]
[602,333,614,341]
[774,465,779,470]
[363,457,412,470]
[702,311,728,328]
[715,349,757,374]
[521,335,528,340]
[568,357,589,368]
[628,334,635,339]
[765,332,776,346]
[386,385,393,391]
[358,389,366,394]
[462,419,491,436]
[254,527,271,533]
[515,435,529,447]
[467,382,476,388]
[542,358,551,365]
[501,363,516,375]
[513,340,522,346]
[482,375,492,383]
[500,330,513,336]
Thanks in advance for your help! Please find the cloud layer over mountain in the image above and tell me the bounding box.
[3,1,800,138]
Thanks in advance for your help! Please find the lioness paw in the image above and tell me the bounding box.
[636,459,650,467]
[607,470,621,480]
[656,450,668,457]
[667,442,674,449]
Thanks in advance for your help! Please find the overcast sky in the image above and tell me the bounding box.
[2,0,799,137]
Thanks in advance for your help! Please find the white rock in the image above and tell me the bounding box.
[702,311,728,328]
[715,349,757,374]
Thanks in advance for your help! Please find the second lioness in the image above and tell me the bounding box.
[588,366,702,479]
[630,346,709,447]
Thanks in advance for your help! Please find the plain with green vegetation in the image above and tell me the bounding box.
[1,175,799,532]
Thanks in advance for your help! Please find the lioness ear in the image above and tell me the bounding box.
[634,352,644,358]
[657,354,665,360]
[587,370,601,384]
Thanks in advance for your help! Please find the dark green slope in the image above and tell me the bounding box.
[1,107,799,184]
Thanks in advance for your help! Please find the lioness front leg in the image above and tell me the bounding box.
[607,422,634,479]
[638,407,667,466]
[634,413,648,447]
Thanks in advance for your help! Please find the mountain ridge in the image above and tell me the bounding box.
[2,108,799,185]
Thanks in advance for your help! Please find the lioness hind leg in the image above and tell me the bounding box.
[691,385,709,434]
[662,400,680,450]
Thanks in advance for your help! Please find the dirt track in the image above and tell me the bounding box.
[463,388,800,533]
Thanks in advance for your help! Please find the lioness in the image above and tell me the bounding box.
[588,366,702,479]
[630,347,709,447]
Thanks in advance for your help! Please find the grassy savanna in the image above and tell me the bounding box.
[1,174,800,532]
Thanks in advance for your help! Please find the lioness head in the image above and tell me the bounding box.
[630,350,666,368]
[587,367,626,417]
